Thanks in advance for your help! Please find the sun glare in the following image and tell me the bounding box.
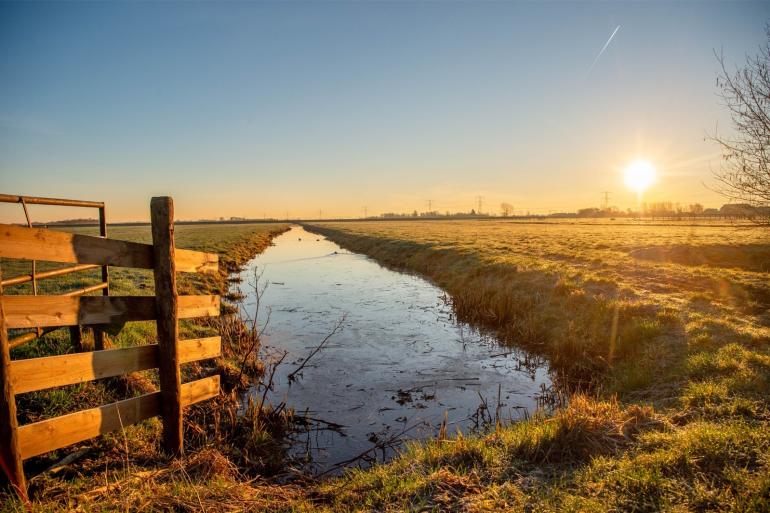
[624,159,657,194]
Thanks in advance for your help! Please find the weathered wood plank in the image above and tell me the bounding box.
[0,224,218,274]
[151,197,184,456]
[1,295,219,329]
[10,337,221,394]
[175,295,220,319]
[0,224,153,268]
[17,375,220,459]
[177,336,221,365]
[179,374,220,409]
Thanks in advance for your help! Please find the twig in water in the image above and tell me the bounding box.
[296,416,347,431]
[236,267,271,385]
[287,314,347,383]
[258,350,288,412]
[318,421,426,477]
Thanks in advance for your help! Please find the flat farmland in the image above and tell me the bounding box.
[298,219,770,510]
[315,219,770,307]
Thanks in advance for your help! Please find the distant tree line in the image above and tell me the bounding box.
[574,202,769,220]
[376,202,769,220]
[379,210,488,219]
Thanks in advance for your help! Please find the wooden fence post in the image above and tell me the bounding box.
[150,197,183,456]
[0,281,26,497]
[94,204,109,350]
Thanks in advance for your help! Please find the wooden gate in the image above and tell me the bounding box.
[0,196,221,495]
[0,193,110,350]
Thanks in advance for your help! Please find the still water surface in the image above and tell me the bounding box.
[236,226,551,473]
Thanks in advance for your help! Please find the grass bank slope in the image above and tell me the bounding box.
[290,219,770,512]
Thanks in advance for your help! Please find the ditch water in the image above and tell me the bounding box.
[235,225,552,474]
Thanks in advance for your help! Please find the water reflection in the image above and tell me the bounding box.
[236,226,552,473]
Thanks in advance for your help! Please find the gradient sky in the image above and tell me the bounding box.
[1,1,769,222]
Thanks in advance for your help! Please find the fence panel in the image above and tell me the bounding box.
[0,195,222,497]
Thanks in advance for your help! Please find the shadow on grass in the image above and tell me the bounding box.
[630,243,770,273]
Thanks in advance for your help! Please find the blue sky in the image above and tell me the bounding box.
[1,1,768,221]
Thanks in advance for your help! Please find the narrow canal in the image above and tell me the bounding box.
[235,225,552,473]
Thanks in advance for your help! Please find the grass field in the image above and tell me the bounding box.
[3,219,770,511]
[294,219,770,512]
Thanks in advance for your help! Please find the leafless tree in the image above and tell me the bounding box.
[711,29,770,224]
[500,203,513,217]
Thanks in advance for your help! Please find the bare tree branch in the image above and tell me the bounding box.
[287,314,347,383]
[709,28,770,225]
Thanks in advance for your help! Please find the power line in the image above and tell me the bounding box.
[426,199,433,211]
[475,195,484,213]
[601,191,611,210]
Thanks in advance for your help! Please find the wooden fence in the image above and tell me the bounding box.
[0,194,110,350]
[0,196,221,496]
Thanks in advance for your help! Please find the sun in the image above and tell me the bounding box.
[624,159,657,194]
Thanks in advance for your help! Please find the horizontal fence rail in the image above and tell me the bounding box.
[2,295,219,329]
[0,194,104,209]
[6,281,111,348]
[18,375,220,459]
[10,337,221,394]
[0,224,218,274]
[61,282,109,297]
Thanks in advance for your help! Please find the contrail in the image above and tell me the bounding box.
[587,25,620,75]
